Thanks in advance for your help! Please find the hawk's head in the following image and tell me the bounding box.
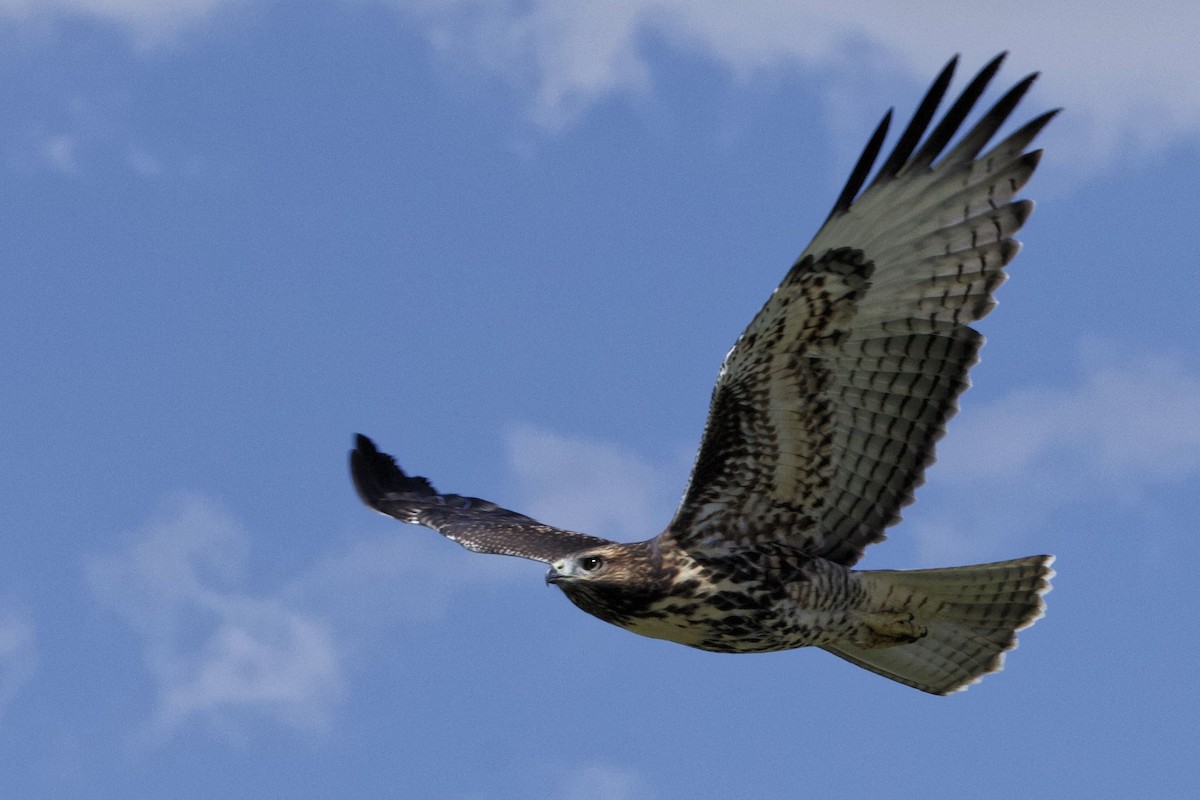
[545,541,670,624]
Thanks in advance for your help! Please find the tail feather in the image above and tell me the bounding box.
[822,555,1054,695]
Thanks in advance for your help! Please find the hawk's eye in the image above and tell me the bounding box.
[579,555,604,572]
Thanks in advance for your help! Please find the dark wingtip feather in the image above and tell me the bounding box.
[1011,108,1061,148]
[910,52,1007,168]
[827,108,892,221]
[941,69,1040,165]
[349,434,437,510]
[826,53,1044,221]
[870,54,958,184]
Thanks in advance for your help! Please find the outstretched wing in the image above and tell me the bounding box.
[667,54,1057,566]
[351,434,613,563]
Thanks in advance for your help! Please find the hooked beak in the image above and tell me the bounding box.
[545,562,566,586]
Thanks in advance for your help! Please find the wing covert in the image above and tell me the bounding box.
[351,434,613,563]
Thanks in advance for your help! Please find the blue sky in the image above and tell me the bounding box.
[3,2,1199,798]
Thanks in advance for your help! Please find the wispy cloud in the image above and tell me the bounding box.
[0,608,37,723]
[126,147,162,177]
[88,495,343,744]
[941,342,1200,484]
[286,531,532,634]
[506,423,686,539]
[0,0,246,46]
[908,341,1200,563]
[390,0,1200,166]
[557,762,656,800]
[38,134,78,174]
[89,493,536,744]
[7,1,1198,166]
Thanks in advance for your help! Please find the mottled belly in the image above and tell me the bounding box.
[617,595,846,654]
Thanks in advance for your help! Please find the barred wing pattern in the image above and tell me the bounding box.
[669,54,1057,566]
[351,434,613,563]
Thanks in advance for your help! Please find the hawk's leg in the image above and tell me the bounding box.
[851,611,928,649]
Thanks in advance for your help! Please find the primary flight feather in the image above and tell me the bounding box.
[351,54,1056,695]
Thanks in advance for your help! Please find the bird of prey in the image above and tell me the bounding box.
[351,54,1056,695]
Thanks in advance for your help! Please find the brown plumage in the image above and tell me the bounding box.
[350,53,1056,695]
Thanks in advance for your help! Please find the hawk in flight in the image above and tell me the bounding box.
[351,54,1055,695]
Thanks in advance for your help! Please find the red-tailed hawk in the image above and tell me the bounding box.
[351,54,1055,695]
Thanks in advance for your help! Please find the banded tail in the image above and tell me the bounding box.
[825,555,1055,694]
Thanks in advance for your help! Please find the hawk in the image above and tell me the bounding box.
[351,54,1056,695]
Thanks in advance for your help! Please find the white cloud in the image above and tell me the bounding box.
[0,609,37,722]
[89,493,538,744]
[908,341,1200,562]
[0,0,246,45]
[390,0,1200,166]
[940,343,1200,485]
[286,532,532,635]
[6,1,1198,164]
[506,424,686,539]
[88,495,343,743]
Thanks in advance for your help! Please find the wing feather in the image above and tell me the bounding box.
[350,435,612,563]
[666,55,1056,565]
